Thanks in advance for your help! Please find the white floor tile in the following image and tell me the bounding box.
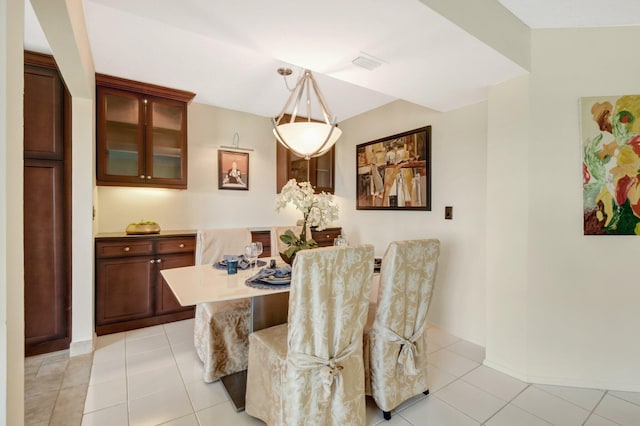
[128,364,184,401]
[609,390,640,406]
[427,326,461,348]
[435,379,506,422]
[594,394,640,426]
[81,403,128,426]
[461,365,528,401]
[95,332,125,350]
[536,383,605,411]
[125,333,170,356]
[583,413,624,426]
[176,356,205,384]
[159,413,200,426]
[84,377,127,413]
[125,324,165,341]
[184,378,229,411]
[512,386,591,426]
[126,346,176,376]
[485,403,552,426]
[92,338,125,365]
[89,357,126,386]
[400,394,480,425]
[447,340,486,363]
[128,386,193,426]
[428,363,458,393]
[163,318,194,336]
[196,401,265,425]
[428,349,480,377]
[375,414,413,425]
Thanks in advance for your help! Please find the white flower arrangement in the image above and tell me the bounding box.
[275,179,339,258]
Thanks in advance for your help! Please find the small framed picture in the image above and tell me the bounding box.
[218,150,249,190]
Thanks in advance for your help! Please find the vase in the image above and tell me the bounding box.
[279,251,295,266]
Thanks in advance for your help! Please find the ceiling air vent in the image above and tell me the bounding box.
[352,55,382,71]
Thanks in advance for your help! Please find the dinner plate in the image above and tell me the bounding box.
[260,276,291,285]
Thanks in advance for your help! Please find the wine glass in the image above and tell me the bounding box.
[253,242,263,265]
[333,235,348,246]
[244,244,256,268]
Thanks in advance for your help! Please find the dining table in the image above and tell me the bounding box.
[160,256,380,411]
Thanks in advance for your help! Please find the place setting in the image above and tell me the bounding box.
[212,242,266,273]
[244,261,292,290]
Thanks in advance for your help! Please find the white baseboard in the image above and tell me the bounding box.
[69,333,95,356]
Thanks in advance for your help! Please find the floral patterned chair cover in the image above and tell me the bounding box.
[363,239,440,420]
[194,228,252,382]
[246,245,374,426]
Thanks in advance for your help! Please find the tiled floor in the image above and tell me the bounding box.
[27,319,640,425]
[25,349,93,425]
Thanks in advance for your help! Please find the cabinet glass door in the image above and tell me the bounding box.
[149,100,185,180]
[103,93,142,177]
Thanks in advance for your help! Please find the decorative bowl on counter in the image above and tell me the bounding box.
[125,221,161,235]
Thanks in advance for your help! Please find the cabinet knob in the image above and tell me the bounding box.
[123,247,130,252]
[326,235,330,239]
[146,176,152,180]
[179,243,185,248]
[139,175,146,179]
[156,259,162,263]
[150,259,155,264]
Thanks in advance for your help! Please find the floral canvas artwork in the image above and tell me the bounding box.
[582,95,640,235]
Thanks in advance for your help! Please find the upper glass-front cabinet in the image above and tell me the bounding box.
[96,74,195,189]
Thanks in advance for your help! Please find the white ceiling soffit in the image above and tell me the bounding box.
[80,0,528,117]
[24,1,51,54]
[498,0,640,29]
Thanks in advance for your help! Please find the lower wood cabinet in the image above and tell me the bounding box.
[95,233,195,335]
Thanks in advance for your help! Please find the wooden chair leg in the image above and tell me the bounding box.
[383,411,391,420]
[423,389,430,395]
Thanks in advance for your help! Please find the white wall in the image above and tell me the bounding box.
[31,0,96,356]
[486,26,640,391]
[336,100,488,345]
[1,0,24,424]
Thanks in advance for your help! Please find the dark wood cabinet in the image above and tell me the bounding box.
[311,227,343,247]
[95,233,196,335]
[96,74,195,189]
[276,142,335,194]
[24,52,71,356]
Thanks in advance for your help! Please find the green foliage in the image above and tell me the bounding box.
[280,229,318,258]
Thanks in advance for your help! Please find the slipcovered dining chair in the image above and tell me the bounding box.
[363,239,440,420]
[194,228,252,382]
[246,245,375,426]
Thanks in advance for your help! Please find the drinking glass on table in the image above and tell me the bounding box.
[333,235,348,246]
[244,242,263,268]
[253,242,263,266]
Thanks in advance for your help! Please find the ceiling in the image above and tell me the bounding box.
[23,0,640,121]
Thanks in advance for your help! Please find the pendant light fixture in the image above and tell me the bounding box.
[272,68,342,160]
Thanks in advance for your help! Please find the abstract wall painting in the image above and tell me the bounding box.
[582,94,640,235]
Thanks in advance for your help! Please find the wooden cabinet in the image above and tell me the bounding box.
[276,143,335,194]
[311,227,342,247]
[96,74,195,189]
[24,51,72,356]
[95,233,196,335]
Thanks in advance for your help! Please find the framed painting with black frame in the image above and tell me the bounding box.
[356,126,431,210]
[218,149,249,190]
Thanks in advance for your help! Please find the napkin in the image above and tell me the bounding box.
[247,265,292,283]
[215,255,265,270]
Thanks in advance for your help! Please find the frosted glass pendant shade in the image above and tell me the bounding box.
[273,122,342,159]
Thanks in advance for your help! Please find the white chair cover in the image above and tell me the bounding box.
[363,239,440,414]
[246,245,374,426]
[193,228,252,382]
